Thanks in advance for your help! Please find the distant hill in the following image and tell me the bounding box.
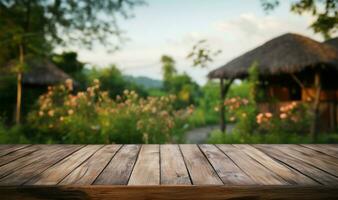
[124,75,163,89]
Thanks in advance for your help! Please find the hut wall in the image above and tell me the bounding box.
[268,86,290,101]
[302,88,337,101]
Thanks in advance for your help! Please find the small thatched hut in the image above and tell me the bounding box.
[0,57,73,123]
[3,57,72,86]
[209,33,338,133]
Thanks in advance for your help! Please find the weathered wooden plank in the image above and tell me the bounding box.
[25,145,101,185]
[302,144,338,159]
[274,145,338,177]
[256,145,338,185]
[0,145,82,185]
[0,145,30,157]
[0,145,41,167]
[128,145,160,185]
[1,186,338,200]
[59,145,121,185]
[217,145,288,185]
[94,145,140,185]
[180,144,222,185]
[0,145,13,151]
[160,145,191,185]
[199,144,256,185]
[234,144,318,185]
[0,145,74,179]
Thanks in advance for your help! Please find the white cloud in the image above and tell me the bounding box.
[75,12,328,85]
[213,13,322,51]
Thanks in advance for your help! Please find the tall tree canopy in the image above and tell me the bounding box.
[261,0,338,39]
[0,0,144,64]
[0,0,143,124]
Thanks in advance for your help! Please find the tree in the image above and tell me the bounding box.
[161,55,177,81]
[87,66,147,98]
[0,0,143,123]
[261,0,338,39]
[187,39,222,68]
[51,52,84,76]
[160,55,200,107]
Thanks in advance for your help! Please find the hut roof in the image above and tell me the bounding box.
[208,33,338,79]
[3,57,72,85]
[324,37,338,49]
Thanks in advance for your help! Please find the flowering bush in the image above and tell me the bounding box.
[219,94,311,135]
[28,79,192,144]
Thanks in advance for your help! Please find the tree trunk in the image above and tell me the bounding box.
[220,79,225,132]
[15,44,24,125]
[310,72,321,140]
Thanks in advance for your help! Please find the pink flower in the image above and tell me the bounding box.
[265,112,272,118]
[280,113,287,119]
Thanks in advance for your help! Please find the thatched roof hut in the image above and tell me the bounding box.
[22,58,72,85]
[208,33,338,79]
[2,57,72,85]
[209,33,338,133]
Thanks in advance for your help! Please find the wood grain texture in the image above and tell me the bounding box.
[60,145,121,185]
[128,145,160,185]
[233,144,318,185]
[25,145,101,185]
[199,144,256,185]
[0,145,30,157]
[180,144,222,185]
[0,145,40,167]
[272,145,338,177]
[0,145,82,185]
[302,144,338,158]
[1,186,338,200]
[94,145,140,185]
[160,145,191,185]
[0,145,75,179]
[0,144,338,190]
[217,144,288,185]
[256,145,338,185]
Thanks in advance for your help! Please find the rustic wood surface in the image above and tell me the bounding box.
[0,144,338,199]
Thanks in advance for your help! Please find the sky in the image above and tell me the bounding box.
[71,0,331,85]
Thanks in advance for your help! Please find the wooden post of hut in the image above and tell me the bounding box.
[310,71,321,140]
[220,78,225,132]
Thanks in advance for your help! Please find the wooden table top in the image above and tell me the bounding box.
[1,144,338,199]
[0,144,338,186]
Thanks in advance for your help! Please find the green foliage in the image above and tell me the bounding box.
[226,64,260,135]
[0,121,30,144]
[25,80,192,144]
[161,55,201,107]
[85,65,148,98]
[0,0,52,65]
[52,52,84,75]
[261,0,337,39]
[124,76,163,89]
[0,0,144,50]
[187,39,222,68]
[188,81,220,127]
[228,81,250,98]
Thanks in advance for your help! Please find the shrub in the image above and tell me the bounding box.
[27,79,192,144]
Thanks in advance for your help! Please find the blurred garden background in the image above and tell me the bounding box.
[1,0,338,144]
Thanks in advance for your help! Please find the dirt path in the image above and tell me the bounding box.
[185,124,234,143]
